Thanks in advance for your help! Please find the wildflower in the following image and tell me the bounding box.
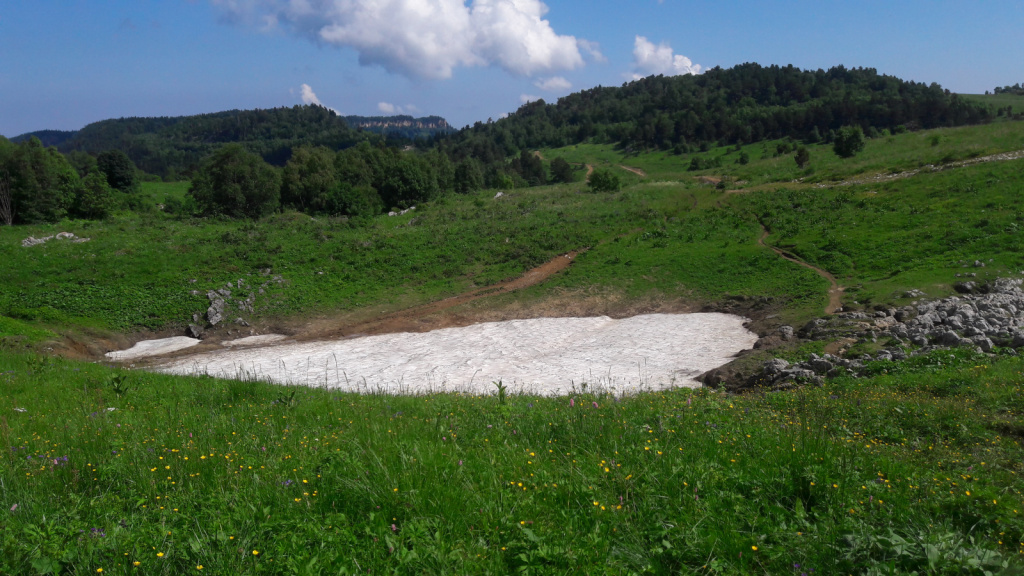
[156,553,164,558]
[197,565,203,570]
[97,570,103,573]
[133,561,140,567]
[751,546,758,551]
[9,504,16,512]
[570,398,575,407]
[252,550,259,556]
[391,524,397,532]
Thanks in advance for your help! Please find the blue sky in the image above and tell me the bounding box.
[1,0,1022,138]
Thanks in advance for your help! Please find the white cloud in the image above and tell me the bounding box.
[299,83,339,113]
[211,0,588,80]
[300,83,323,106]
[576,39,606,63]
[629,36,701,80]
[520,93,540,104]
[534,76,571,92]
[377,102,419,115]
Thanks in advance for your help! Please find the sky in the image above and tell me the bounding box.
[1,0,1022,138]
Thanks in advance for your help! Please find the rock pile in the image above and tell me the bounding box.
[21,232,90,247]
[186,270,284,337]
[753,278,1024,389]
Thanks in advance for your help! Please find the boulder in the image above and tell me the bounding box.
[763,358,790,376]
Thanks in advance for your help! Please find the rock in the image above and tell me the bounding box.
[763,358,789,376]
[972,336,995,353]
[777,325,795,340]
[808,358,834,374]
[938,331,962,346]
[206,291,225,326]
[1012,331,1024,348]
[186,324,205,339]
[233,318,249,327]
[954,281,978,294]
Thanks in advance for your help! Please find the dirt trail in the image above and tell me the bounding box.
[819,149,1024,189]
[619,165,647,177]
[585,164,594,177]
[758,227,844,315]
[303,250,585,340]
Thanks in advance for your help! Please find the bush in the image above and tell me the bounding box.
[588,168,621,193]
[189,145,281,219]
[833,125,866,158]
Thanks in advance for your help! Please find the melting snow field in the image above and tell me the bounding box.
[152,313,756,396]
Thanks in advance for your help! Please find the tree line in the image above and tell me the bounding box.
[436,64,992,160]
[2,63,1005,225]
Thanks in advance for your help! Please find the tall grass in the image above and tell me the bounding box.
[1,347,1020,574]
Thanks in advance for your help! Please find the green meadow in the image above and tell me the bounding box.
[2,118,1024,574]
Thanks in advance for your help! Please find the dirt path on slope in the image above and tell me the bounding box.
[758,226,844,315]
[585,164,594,177]
[820,149,1024,189]
[300,250,586,340]
[620,165,647,177]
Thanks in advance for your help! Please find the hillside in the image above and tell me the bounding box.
[2,67,1024,574]
[13,107,453,180]
[438,64,994,163]
[2,115,1024,574]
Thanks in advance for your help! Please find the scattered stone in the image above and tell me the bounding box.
[21,232,90,247]
[186,324,205,339]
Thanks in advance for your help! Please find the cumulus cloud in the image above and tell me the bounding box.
[534,76,571,92]
[298,84,339,113]
[629,35,701,80]
[520,94,541,104]
[300,83,323,106]
[210,0,589,80]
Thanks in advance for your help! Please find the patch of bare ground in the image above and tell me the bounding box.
[619,165,647,177]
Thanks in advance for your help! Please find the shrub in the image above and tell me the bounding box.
[833,125,866,158]
[588,168,621,193]
[189,145,281,219]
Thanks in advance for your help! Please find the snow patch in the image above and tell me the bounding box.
[155,314,756,396]
[106,337,201,361]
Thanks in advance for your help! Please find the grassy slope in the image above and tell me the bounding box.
[1,348,1021,575]
[2,119,1024,574]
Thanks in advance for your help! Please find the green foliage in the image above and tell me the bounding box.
[96,149,139,194]
[453,157,484,193]
[0,347,1020,574]
[188,145,281,219]
[72,170,117,220]
[281,146,339,214]
[587,168,620,192]
[443,64,992,159]
[833,125,866,158]
[795,146,810,168]
[548,157,574,183]
[0,137,79,223]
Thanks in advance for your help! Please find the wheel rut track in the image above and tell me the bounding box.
[305,250,586,341]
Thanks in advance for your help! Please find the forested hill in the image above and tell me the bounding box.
[20,106,452,180]
[437,63,993,162]
[343,115,453,139]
